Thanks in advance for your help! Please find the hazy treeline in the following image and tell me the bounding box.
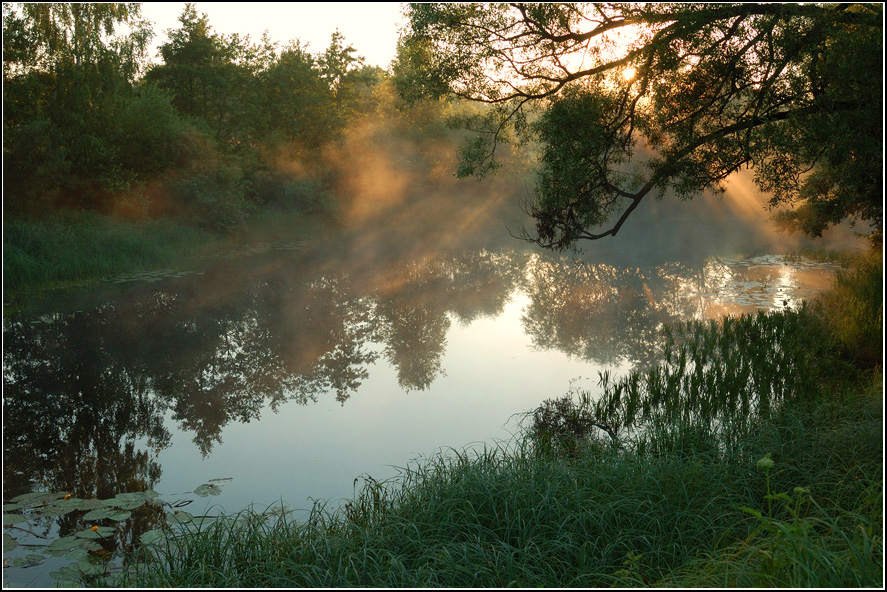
[2,3,412,230]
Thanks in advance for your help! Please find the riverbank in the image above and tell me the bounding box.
[101,250,882,588]
[2,208,332,312]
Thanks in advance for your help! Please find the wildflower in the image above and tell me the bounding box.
[64,494,72,499]
[91,525,99,531]
[756,452,774,471]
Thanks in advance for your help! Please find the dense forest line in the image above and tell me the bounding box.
[2,3,422,230]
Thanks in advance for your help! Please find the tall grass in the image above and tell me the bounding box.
[3,208,329,303]
[3,211,211,298]
[811,249,883,367]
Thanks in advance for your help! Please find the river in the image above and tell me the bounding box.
[1,183,855,586]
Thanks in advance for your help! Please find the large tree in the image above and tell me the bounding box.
[2,3,155,213]
[397,3,883,248]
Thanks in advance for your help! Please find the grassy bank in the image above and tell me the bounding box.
[102,251,882,588]
[2,208,330,307]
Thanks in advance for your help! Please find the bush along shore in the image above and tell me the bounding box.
[2,252,882,588]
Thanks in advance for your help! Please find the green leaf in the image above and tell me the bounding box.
[108,510,132,521]
[735,505,763,519]
[50,566,80,582]
[3,533,19,552]
[75,526,114,539]
[74,560,107,575]
[166,511,193,525]
[77,498,109,510]
[3,503,23,512]
[65,548,90,561]
[13,554,46,567]
[194,483,222,497]
[766,492,793,504]
[48,536,84,552]
[36,505,76,516]
[139,529,168,546]
[3,513,29,526]
[83,508,115,521]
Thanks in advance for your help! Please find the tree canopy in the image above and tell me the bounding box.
[3,3,384,225]
[397,3,883,248]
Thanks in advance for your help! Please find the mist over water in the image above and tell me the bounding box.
[1,116,861,587]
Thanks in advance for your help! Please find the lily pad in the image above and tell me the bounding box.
[65,548,90,561]
[3,504,23,512]
[3,513,28,526]
[50,566,81,582]
[108,510,132,521]
[166,511,194,525]
[49,536,85,552]
[9,491,65,505]
[102,498,145,510]
[3,533,19,552]
[83,508,115,521]
[194,483,222,497]
[139,529,168,546]
[77,498,109,510]
[13,554,46,568]
[36,505,76,517]
[74,560,107,575]
[75,526,115,539]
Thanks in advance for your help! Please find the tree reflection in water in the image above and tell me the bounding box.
[3,244,838,575]
[521,256,712,368]
[3,247,835,500]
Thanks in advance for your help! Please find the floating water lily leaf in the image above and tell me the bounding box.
[166,511,193,525]
[3,533,18,551]
[65,548,90,561]
[108,510,132,522]
[55,497,85,508]
[49,536,83,552]
[9,491,64,505]
[102,497,145,510]
[37,505,76,517]
[77,498,108,510]
[194,484,222,497]
[3,504,23,512]
[139,529,167,546]
[74,560,107,575]
[83,508,114,521]
[50,566,80,582]
[208,477,233,484]
[13,554,46,568]
[3,513,28,526]
[75,526,115,539]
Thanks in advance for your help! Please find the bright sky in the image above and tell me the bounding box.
[138,2,407,68]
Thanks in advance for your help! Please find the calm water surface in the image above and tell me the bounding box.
[2,195,850,585]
